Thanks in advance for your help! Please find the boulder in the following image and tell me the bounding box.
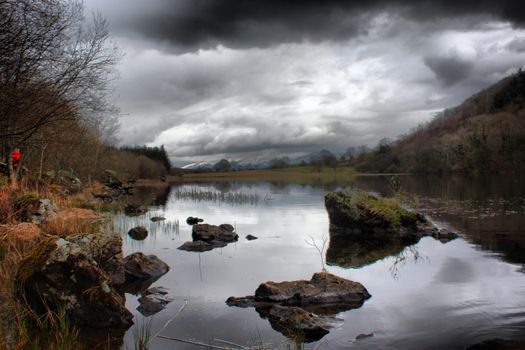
[124,204,147,217]
[137,287,173,316]
[13,193,58,224]
[122,252,169,282]
[192,223,239,243]
[16,233,131,328]
[186,216,204,225]
[44,170,82,194]
[226,272,370,342]
[325,191,421,236]
[325,191,458,243]
[128,226,148,240]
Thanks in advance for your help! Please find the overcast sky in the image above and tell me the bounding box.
[84,0,525,165]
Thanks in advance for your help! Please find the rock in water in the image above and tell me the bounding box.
[192,223,238,242]
[246,234,258,240]
[128,226,148,240]
[15,234,132,328]
[123,252,169,282]
[226,272,370,342]
[151,216,166,222]
[219,223,234,232]
[178,223,239,252]
[137,287,173,316]
[186,216,204,225]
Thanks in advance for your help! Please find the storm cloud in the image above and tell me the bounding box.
[84,0,525,165]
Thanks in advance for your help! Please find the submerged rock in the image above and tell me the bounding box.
[16,233,132,328]
[137,287,173,316]
[226,272,370,342]
[177,240,227,252]
[151,216,166,222]
[246,234,258,241]
[128,226,148,240]
[186,216,204,225]
[260,305,331,342]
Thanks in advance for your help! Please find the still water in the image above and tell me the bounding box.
[111,175,525,349]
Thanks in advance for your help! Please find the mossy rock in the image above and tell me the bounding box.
[15,233,132,329]
[325,190,420,235]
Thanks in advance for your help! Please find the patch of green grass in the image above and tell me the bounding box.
[355,193,416,228]
[330,189,418,229]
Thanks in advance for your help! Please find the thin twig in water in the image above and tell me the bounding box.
[306,234,328,272]
[157,335,232,349]
[152,299,188,339]
[215,338,249,349]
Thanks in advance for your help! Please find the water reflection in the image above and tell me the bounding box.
[326,233,421,268]
[106,176,525,349]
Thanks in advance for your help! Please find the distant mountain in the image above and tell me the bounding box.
[355,70,525,173]
[181,161,214,171]
[180,150,343,171]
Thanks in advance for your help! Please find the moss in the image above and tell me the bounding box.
[15,236,58,286]
[327,190,418,229]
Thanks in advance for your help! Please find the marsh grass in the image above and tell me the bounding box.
[133,317,153,350]
[174,187,263,206]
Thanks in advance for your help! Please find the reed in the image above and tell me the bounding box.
[174,187,263,206]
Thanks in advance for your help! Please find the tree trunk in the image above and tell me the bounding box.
[7,150,17,188]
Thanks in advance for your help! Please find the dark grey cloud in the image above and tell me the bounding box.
[507,37,525,52]
[84,0,525,165]
[424,53,475,86]
[89,0,525,52]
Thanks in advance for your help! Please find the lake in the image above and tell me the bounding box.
[108,174,525,349]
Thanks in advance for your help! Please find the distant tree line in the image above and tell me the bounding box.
[120,145,172,172]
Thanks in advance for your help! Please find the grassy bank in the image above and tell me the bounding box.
[170,166,359,184]
[0,184,112,349]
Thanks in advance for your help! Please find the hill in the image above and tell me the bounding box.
[355,70,525,173]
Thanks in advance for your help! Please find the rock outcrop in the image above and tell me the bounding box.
[227,272,370,342]
[324,191,458,268]
[325,190,458,240]
[16,233,171,329]
[16,234,132,328]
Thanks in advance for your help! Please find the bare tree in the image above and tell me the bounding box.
[0,0,119,186]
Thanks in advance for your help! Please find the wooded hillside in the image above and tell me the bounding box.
[355,70,525,173]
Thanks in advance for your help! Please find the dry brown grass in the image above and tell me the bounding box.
[0,183,109,348]
[41,208,106,237]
